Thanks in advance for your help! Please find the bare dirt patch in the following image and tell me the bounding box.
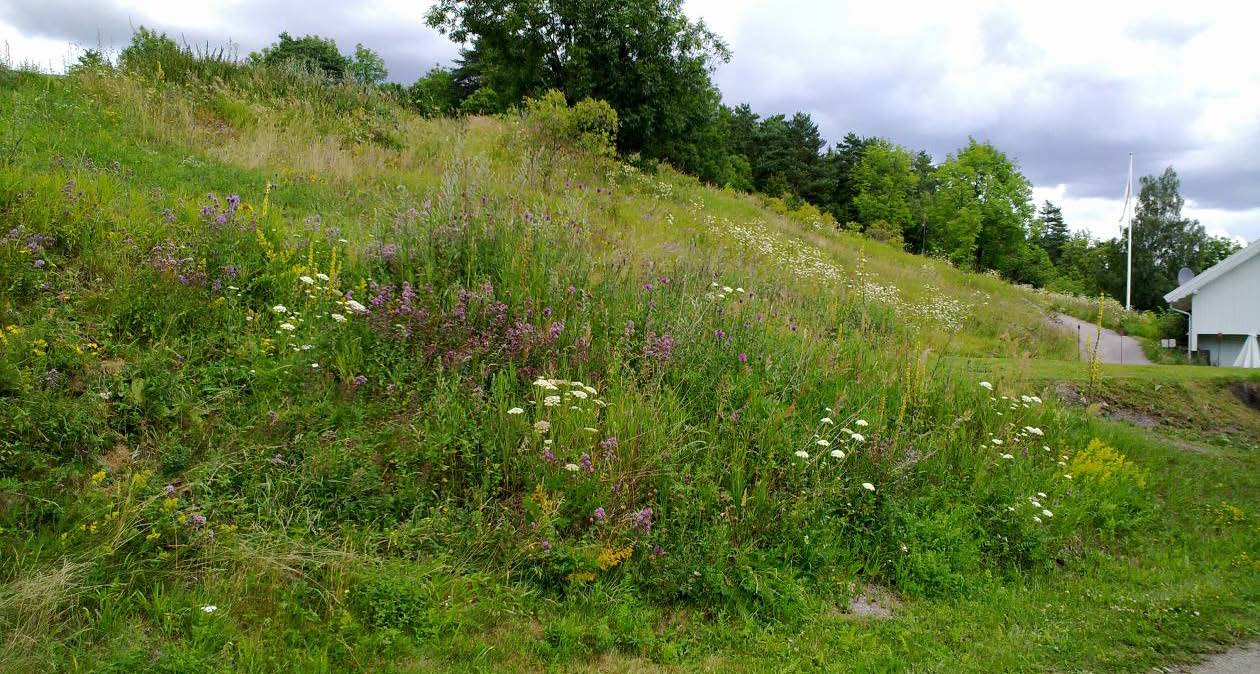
[838,584,901,619]
[1228,382,1260,412]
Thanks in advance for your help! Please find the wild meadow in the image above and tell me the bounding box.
[0,57,1256,673]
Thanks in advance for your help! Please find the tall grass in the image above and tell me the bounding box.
[0,63,1254,671]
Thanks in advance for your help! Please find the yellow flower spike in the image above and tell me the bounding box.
[90,470,107,485]
[261,180,272,216]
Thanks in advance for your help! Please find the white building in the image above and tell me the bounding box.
[1164,241,1260,367]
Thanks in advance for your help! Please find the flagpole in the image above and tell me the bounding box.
[1125,152,1133,311]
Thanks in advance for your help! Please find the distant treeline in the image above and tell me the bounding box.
[74,2,1241,311]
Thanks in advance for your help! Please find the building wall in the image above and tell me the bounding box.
[1194,333,1246,366]
[1191,252,1260,337]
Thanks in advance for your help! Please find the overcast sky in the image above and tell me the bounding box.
[3,0,1257,242]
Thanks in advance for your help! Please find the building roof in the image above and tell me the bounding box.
[1164,239,1260,305]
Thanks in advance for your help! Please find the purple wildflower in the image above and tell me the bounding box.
[599,436,618,451]
[593,507,606,522]
[540,539,551,551]
[738,352,748,364]
[644,333,676,362]
[643,282,654,292]
[189,514,207,528]
[715,329,726,339]
[164,484,176,496]
[579,452,594,473]
[542,448,556,463]
[652,545,665,557]
[33,259,45,268]
[631,507,653,533]
[352,374,368,389]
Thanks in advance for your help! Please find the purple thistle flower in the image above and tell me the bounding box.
[164,484,176,496]
[352,374,368,389]
[540,539,551,551]
[715,329,726,339]
[542,448,556,463]
[644,333,676,362]
[599,436,618,451]
[579,452,594,473]
[643,282,654,292]
[738,352,748,364]
[593,507,606,521]
[652,545,665,557]
[189,513,207,528]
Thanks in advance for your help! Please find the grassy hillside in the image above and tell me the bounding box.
[1,65,1256,672]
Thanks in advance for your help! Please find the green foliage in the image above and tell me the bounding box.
[927,139,1034,273]
[524,90,619,157]
[853,139,918,231]
[251,31,350,80]
[407,66,459,117]
[425,0,730,171]
[348,43,388,86]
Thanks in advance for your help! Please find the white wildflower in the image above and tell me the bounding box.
[272,305,288,314]
[316,273,330,281]
[564,463,580,472]
[279,322,296,331]
[1033,516,1043,524]
[1000,453,1014,459]
[861,482,875,492]
[820,417,834,425]
[346,300,368,314]
[1041,509,1053,518]
[979,381,993,390]
[300,276,314,285]
[507,407,524,415]
[830,449,845,459]
[534,420,551,433]
[794,450,810,459]
[201,605,217,613]
[991,438,1003,445]
[851,433,865,443]
[331,313,346,323]
[543,396,561,407]
[816,438,831,447]
[570,390,589,400]
[855,419,868,427]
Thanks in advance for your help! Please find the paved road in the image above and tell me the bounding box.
[1167,643,1260,674]
[1049,312,1152,365]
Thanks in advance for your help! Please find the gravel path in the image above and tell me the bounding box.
[1048,312,1151,365]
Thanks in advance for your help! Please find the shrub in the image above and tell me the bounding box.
[865,220,905,249]
[524,89,619,158]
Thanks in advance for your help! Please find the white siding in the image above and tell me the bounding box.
[1191,252,1260,337]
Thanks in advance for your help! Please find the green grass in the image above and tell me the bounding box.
[0,66,1256,672]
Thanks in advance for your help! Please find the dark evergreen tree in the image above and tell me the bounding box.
[1037,201,1070,264]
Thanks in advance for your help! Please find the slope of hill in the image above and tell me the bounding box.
[1,66,1256,672]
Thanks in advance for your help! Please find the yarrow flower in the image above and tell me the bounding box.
[533,420,551,433]
[861,482,875,492]
[816,438,830,447]
[979,381,993,390]
[564,463,580,472]
[507,407,524,415]
[201,605,217,613]
[1000,453,1014,459]
[794,450,810,459]
[300,276,314,285]
[331,313,346,323]
[830,449,845,459]
[854,419,868,427]
[346,299,368,314]
[850,433,865,443]
[821,417,834,425]
[272,305,288,314]
[543,395,561,407]
[1041,509,1053,518]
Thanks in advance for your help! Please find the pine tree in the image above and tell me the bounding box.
[1037,201,1070,264]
